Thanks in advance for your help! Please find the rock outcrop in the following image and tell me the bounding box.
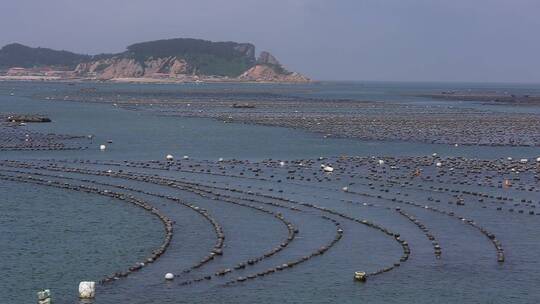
[238,51,310,82]
[233,44,256,61]
[257,51,280,66]
[74,56,191,80]
[238,65,310,82]
[75,50,310,82]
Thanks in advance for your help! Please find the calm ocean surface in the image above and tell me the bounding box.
[1,81,539,303]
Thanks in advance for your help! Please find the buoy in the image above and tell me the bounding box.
[536,157,540,162]
[99,144,106,151]
[323,166,334,173]
[78,281,95,299]
[520,159,528,163]
[280,161,285,166]
[218,158,224,162]
[378,159,385,165]
[436,162,442,167]
[432,153,438,157]
[166,154,174,161]
[37,289,51,304]
[507,157,512,161]
[183,155,189,160]
[342,186,348,192]
[354,271,366,282]
[165,273,174,280]
[10,92,15,96]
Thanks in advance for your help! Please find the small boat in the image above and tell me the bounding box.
[232,103,255,109]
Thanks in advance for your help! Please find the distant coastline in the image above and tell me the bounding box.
[0,75,313,84]
[0,38,311,83]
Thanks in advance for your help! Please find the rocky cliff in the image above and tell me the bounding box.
[257,51,280,65]
[74,56,190,80]
[238,64,310,82]
[238,51,310,82]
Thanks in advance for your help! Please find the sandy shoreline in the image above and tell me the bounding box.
[0,75,62,81]
[0,75,313,84]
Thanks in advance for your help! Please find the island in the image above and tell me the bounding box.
[0,38,310,83]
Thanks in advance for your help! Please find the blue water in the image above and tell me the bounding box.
[1,82,539,160]
[1,81,540,303]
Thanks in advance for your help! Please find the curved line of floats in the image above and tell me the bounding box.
[75,158,505,262]
[1,161,408,283]
[0,156,510,290]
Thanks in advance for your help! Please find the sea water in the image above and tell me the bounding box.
[1,81,539,303]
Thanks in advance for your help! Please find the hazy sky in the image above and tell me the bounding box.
[1,0,539,82]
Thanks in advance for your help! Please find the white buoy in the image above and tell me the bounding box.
[99,144,106,151]
[520,158,528,163]
[166,154,174,161]
[536,157,540,162]
[507,157,512,161]
[432,153,438,157]
[78,281,95,299]
[279,161,285,166]
[342,186,349,192]
[37,289,51,304]
[10,92,15,96]
[436,162,442,167]
[183,155,189,160]
[354,271,366,282]
[38,297,51,304]
[378,159,385,166]
[218,157,224,162]
[165,273,174,280]
[454,143,459,147]
[323,165,334,173]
